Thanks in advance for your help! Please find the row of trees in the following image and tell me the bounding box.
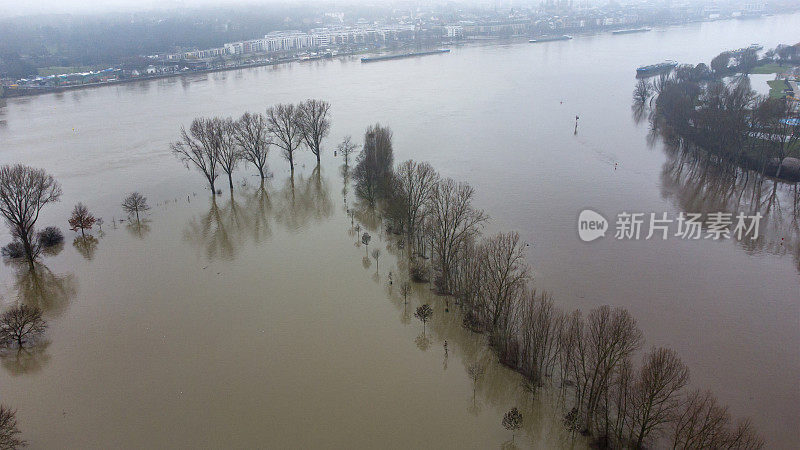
[172,99,331,192]
[347,125,763,448]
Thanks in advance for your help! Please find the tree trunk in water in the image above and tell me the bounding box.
[228,173,234,191]
[21,234,35,271]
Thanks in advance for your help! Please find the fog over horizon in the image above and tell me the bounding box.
[1,0,658,19]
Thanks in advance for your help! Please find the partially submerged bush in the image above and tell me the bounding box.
[1,242,24,259]
[409,259,429,283]
[37,226,64,248]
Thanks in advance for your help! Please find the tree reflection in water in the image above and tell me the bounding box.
[184,166,332,261]
[274,165,332,232]
[348,212,579,448]
[12,263,77,318]
[72,235,99,260]
[126,219,151,240]
[0,341,51,376]
[660,140,800,271]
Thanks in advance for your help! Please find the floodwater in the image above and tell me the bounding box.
[1,13,799,448]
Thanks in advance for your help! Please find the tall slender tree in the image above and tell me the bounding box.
[217,118,241,191]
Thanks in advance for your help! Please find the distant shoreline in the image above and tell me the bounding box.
[2,12,797,100]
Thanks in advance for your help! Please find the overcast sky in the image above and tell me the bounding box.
[0,0,313,17]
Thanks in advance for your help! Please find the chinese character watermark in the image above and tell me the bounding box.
[578,210,761,242]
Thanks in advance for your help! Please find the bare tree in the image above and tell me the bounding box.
[337,136,359,168]
[576,305,643,436]
[426,178,487,293]
[218,118,242,191]
[724,419,764,450]
[298,99,331,164]
[396,160,438,244]
[0,304,46,348]
[266,103,304,174]
[68,202,96,238]
[477,232,530,332]
[233,112,271,181]
[171,117,222,193]
[633,79,654,106]
[0,406,25,449]
[122,192,150,223]
[627,347,689,448]
[670,390,732,449]
[0,164,62,270]
[400,282,411,303]
[467,362,486,400]
[502,407,523,442]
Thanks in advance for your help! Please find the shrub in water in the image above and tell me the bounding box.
[1,241,25,259]
[38,226,64,247]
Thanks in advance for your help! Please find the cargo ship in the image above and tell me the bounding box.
[612,27,652,35]
[636,60,678,76]
[528,35,572,43]
[360,49,450,63]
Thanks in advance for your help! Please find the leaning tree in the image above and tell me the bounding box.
[171,117,222,193]
[0,164,62,270]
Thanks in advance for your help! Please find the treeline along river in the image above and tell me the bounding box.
[0,12,799,448]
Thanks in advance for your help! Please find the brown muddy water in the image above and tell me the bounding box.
[1,13,799,448]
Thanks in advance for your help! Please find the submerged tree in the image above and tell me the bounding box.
[298,99,331,164]
[0,304,46,348]
[627,347,689,448]
[353,124,394,205]
[467,362,486,400]
[266,103,304,174]
[37,226,64,249]
[396,160,438,244]
[171,117,222,192]
[502,407,523,442]
[0,406,25,449]
[217,118,242,191]
[0,164,62,270]
[426,178,487,294]
[337,136,359,168]
[414,304,433,333]
[233,112,271,181]
[371,248,381,273]
[68,202,96,238]
[633,78,653,106]
[122,192,150,223]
